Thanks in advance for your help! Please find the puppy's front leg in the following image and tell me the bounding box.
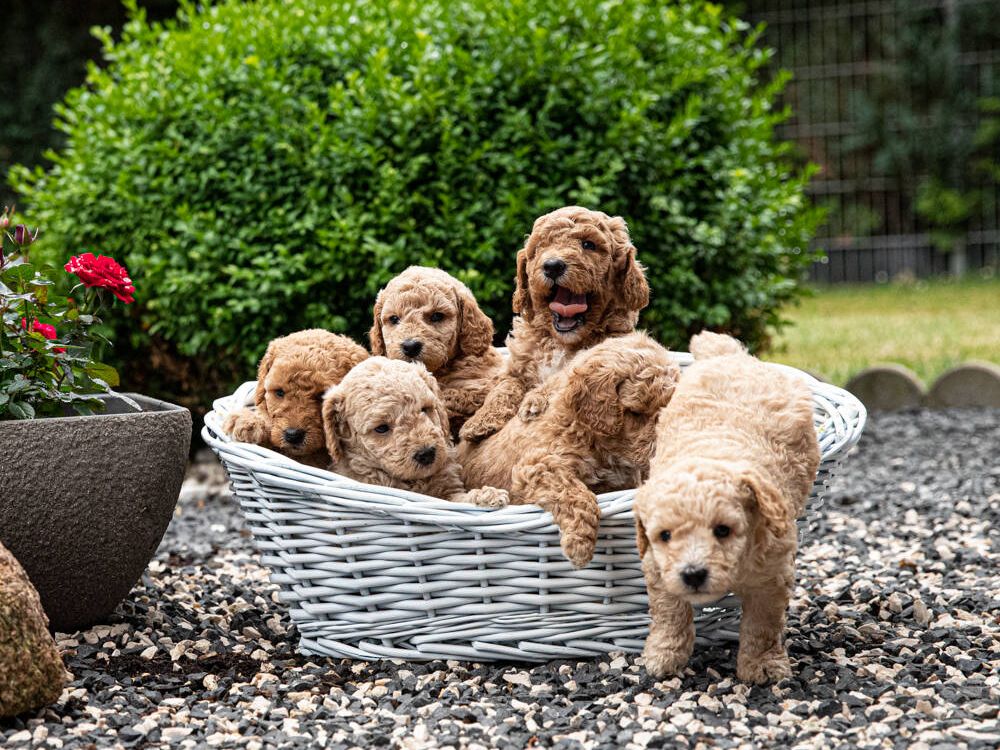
[641,555,695,678]
[442,384,486,422]
[512,461,600,568]
[459,377,526,443]
[736,581,792,684]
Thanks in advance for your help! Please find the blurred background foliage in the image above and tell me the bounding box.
[7,0,820,410]
[0,0,179,208]
[727,0,1000,282]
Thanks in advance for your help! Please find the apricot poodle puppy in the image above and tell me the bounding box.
[460,206,650,443]
[460,333,679,567]
[634,332,821,684]
[223,329,368,467]
[322,357,508,507]
[370,266,503,433]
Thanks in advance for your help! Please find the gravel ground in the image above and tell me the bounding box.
[2,408,998,749]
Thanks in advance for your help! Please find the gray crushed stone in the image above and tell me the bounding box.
[1,408,997,749]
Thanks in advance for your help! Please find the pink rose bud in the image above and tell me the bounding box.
[13,224,38,246]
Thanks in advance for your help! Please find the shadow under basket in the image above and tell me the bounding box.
[202,352,867,662]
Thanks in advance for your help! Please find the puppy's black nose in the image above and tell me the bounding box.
[681,567,708,589]
[413,446,437,466]
[283,428,306,446]
[542,258,567,280]
[401,339,423,358]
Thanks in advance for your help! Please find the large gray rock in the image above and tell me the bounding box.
[0,394,191,632]
[845,365,925,412]
[927,361,1000,408]
[0,541,66,717]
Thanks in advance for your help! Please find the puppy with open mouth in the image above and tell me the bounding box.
[459,205,650,443]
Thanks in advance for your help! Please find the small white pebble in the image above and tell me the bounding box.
[502,672,532,688]
[913,597,932,626]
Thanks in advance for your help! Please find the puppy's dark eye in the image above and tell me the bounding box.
[374,424,390,434]
[421,405,432,414]
[429,312,444,323]
[713,524,731,539]
[581,239,597,251]
[387,315,400,325]
[659,530,671,543]
[275,388,285,398]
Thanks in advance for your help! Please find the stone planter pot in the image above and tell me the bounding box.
[0,394,191,632]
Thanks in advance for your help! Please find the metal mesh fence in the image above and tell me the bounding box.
[735,0,1000,282]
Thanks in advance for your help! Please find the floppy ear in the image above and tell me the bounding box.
[321,390,346,465]
[607,216,649,313]
[742,467,793,538]
[253,341,278,411]
[512,244,533,320]
[456,286,493,357]
[415,366,452,439]
[368,290,386,355]
[635,514,649,559]
[618,358,680,415]
[620,244,650,313]
[565,360,623,436]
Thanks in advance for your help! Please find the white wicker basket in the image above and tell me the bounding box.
[202,352,866,662]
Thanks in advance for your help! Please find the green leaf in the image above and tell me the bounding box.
[7,376,30,393]
[0,263,36,286]
[85,362,120,387]
[8,401,35,419]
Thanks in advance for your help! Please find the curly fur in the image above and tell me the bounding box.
[369,267,503,434]
[634,331,821,684]
[460,333,678,566]
[222,329,369,467]
[322,357,508,508]
[460,206,649,443]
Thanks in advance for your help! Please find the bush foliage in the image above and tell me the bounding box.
[12,0,821,402]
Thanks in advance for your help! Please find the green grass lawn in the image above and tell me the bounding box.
[764,277,1000,386]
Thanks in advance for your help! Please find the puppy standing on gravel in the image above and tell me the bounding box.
[223,329,368,467]
[322,357,508,508]
[460,206,650,443]
[369,267,503,433]
[460,333,679,567]
[634,332,820,684]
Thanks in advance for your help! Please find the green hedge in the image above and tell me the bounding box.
[12,0,821,404]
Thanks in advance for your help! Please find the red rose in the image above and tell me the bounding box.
[64,252,136,304]
[21,318,65,352]
[22,317,55,340]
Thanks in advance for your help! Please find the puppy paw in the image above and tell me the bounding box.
[458,414,498,444]
[642,643,691,679]
[518,391,548,422]
[465,486,509,509]
[223,409,270,445]
[737,651,791,684]
[560,531,596,568]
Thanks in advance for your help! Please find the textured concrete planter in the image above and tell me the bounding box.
[0,394,191,632]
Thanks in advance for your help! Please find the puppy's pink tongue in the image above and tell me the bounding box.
[549,286,588,317]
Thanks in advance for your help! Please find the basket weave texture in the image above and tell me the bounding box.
[202,352,866,662]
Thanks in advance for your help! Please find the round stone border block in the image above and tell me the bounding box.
[846,364,925,412]
[927,361,1000,408]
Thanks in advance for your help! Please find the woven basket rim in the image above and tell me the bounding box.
[202,350,867,520]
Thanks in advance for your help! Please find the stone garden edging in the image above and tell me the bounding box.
[844,361,1000,412]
